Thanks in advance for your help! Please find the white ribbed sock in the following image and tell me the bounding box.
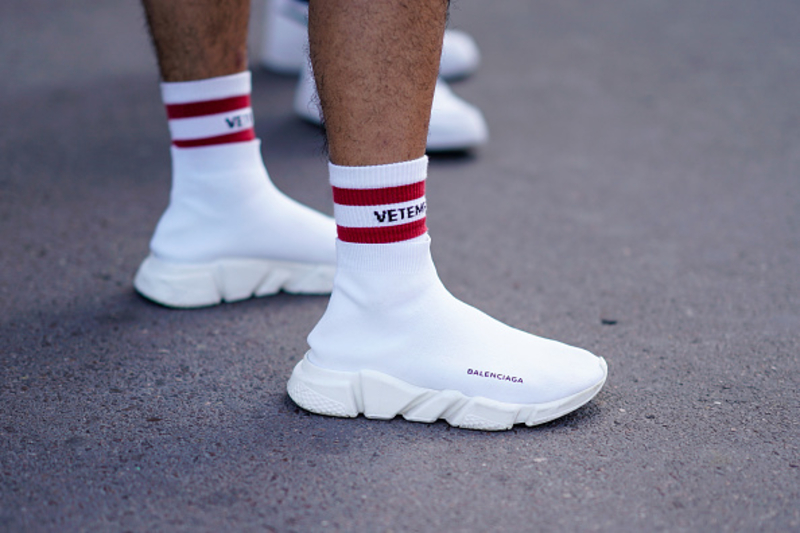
[162,71,256,148]
[330,156,429,244]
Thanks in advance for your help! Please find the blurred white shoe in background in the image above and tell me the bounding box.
[293,60,488,152]
[260,0,481,80]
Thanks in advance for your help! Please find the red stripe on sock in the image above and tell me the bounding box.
[337,219,427,244]
[172,129,256,148]
[166,95,252,119]
[332,182,425,206]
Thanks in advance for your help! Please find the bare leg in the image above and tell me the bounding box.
[141,0,250,82]
[308,0,448,166]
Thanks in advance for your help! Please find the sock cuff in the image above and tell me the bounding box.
[330,157,429,244]
[160,71,255,148]
[160,71,252,104]
[329,156,428,189]
[335,235,435,273]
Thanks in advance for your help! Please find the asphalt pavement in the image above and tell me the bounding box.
[1,0,798,531]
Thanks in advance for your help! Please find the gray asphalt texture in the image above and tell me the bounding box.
[2,0,799,531]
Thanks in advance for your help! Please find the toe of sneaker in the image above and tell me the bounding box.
[560,347,608,395]
[440,29,481,80]
[515,342,608,405]
[427,86,488,151]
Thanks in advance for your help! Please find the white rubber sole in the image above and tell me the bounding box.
[287,355,608,431]
[134,254,335,308]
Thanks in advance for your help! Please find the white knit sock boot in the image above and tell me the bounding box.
[134,71,336,308]
[287,157,607,430]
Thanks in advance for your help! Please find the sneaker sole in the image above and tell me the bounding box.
[134,255,335,308]
[287,355,608,431]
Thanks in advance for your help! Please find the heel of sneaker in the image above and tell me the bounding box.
[287,357,361,418]
[286,357,430,420]
[133,255,334,308]
[134,255,222,308]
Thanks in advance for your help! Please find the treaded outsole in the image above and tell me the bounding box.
[287,355,607,431]
[134,254,335,308]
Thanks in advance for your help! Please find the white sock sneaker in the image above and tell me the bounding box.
[134,71,336,308]
[260,0,309,75]
[260,0,481,80]
[287,157,607,430]
[294,61,488,152]
[439,29,481,80]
